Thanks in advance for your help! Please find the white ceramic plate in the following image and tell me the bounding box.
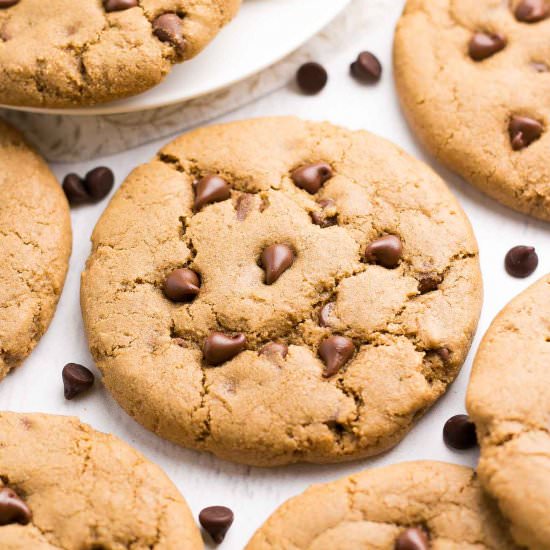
[2,0,351,116]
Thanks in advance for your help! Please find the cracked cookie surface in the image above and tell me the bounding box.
[0,0,240,108]
[0,412,202,550]
[467,274,550,550]
[246,461,519,549]
[0,119,71,382]
[81,117,482,466]
[394,0,550,221]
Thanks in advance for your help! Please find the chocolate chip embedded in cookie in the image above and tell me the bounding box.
[81,117,482,466]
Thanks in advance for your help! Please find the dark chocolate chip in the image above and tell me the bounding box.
[350,51,382,83]
[418,273,442,294]
[153,13,186,56]
[62,363,95,400]
[0,488,31,526]
[260,244,295,285]
[0,0,19,7]
[194,175,231,211]
[203,332,246,366]
[509,115,543,150]
[468,32,506,61]
[365,235,403,269]
[505,245,539,278]
[395,527,430,550]
[63,173,89,206]
[291,162,333,194]
[163,268,201,302]
[515,0,549,22]
[84,166,114,201]
[296,62,328,94]
[311,199,337,227]
[199,506,234,544]
[103,0,138,11]
[443,414,478,450]
[319,302,335,327]
[259,342,288,359]
[319,335,354,377]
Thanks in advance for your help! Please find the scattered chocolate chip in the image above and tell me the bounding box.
[350,51,382,83]
[62,173,89,206]
[203,332,246,366]
[103,0,138,11]
[85,167,114,201]
[319,335,354,377]
[296,62,328,95]
[395,527,430,550]
[515,0,549,22]
[260,244,295,285]
[194,175,231,211]
[319,302,335,327]
[62,363,95,400]
[468,32,506,61]
[163,268,201,302]
[435,347,451,362]
[0,488,31,526]
[365,235,403,269]
[443,414,478,450]
[291,162,333,194]
[509,115,543,150]
[311,199,337,227]
[259,342,288,359]
[199,506,234,544]
[153,13,186,56]
[0,0,19,7]
[418,273,442,294]
[505,245,539,277]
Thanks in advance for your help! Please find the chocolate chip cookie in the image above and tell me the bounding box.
[0,120,71,382]
[0,412,202,549]
[81,117,482,466]
[467,274,550,550]
[246,461,519,549]
[0,0,240,108]
[394,0,550,221]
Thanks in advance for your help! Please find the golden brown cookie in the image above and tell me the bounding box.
[0,0,240,108]
[0,119,71,382]
[81,117,482,466]
[0,412,202,549]
[467,274,550,550]
[394,0,550,221]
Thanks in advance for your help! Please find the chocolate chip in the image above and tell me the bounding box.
[194,175,231,211]
[203,332,246,366]
[296,62,328,94]
[0,0,19,7]
[443,414,478,450]
[0,488,31,526]
[395,527,430,550]
[418,273,442,294]
[153,13,186,56]
[350,51,382,83]
[291,162,333,194]
[62,363,95,400]
[505,245,539,277]
[85,167,114,201]
[103,0,138,11]
[435,347,451,362]
[260,244,295,285]
[319,335,354,377]
[319,302,335,327]
[199,506,234,544]
[235,193,255,221]
[509,115,543,150]
[365,235,403,269]
[515,0,549,22]
[163,268,201,302]
[63,173,89,206]
[468,32,506,61]
[311,199,337,227]
[259,342,288,359]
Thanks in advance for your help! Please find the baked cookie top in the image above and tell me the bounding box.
[81,117,482,466]
[467,274,550,550]
[246,461,518,549]
[0,0,240,108]
[0,120,71,382]
[394,0,550,221]
[0,412,202,549]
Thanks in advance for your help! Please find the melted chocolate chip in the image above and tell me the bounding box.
[163,268,201,302]
[350,51,382,83]
[505,245,539,278]
[291,162,333,194]
[296,62,328,94]
[0,488,31,526]
[395,527,430,550]
[260,244,295,285]
[194,175,231,211]
[311,199,337,227]
[468,32,506,61]
[62,363,95,400]
[103,0,138,11]
[509,115,543,150]
[203,332,246,366]
[364,235,403,269]
[418,273,442,294]
[199,506,234,544]
[319,336,354,377]
[259,342,288,359]
[443,414,478,450]
[515,0,549,22]
[153,13,186,56]
[235,193,255,221]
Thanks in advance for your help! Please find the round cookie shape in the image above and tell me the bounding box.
[0,0,240,108]
[0,412,202,549]
[246,461,519,549]
[394,0,550,221]
[467,274,550,550]
[0,119,71,382]
[81,117,482,466]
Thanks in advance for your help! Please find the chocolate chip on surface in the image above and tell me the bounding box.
[103,0,138,11]
[84,166,114,200]
[311,198,337,227]
[319,302,335,327]
[199,506,234,544]
[260,244,295,285]
[509,115,543,150]
[0,487,31,526]
[62,173,89,205]
[203,332,246,366]
[350,51,382,83]
[62,363,95,400]
[418,273,442,294]
[259,342,288,359]
[468,32,506,61]
[395,527,430,550]
[291,162,333,194]
[505,245,539,277]
[163,268,201,302]
[194,175,231,211]
[515,0,549,22]
[153,13,186,56]
[364,235,403,269]
[319,335,354,378]
[443,414,478,450]
[296,62,328,94]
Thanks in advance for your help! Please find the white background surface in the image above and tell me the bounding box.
[1,1,549,548]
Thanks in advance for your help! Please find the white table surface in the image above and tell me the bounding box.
[1,1,549,548]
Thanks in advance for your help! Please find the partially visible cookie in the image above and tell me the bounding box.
[0,0,241,108]
[467,274,550,550]
[0,120,71,382]
[0,412,203,549]
[394,0,550,221]
[246,461,518,549]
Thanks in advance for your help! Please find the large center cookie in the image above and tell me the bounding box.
[467,274,550,550]
[82,117,482,466]
[0,0,240,108]
[394,0,550,221]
